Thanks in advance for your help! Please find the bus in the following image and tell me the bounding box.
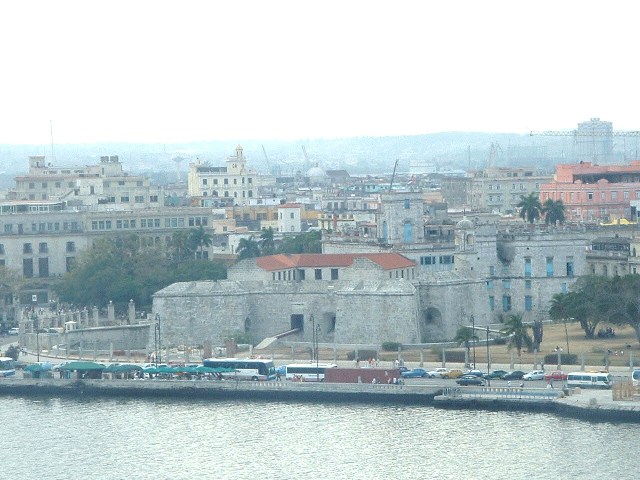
[632,369,640,387]
[202,358,276,381]
[566,371,613,389]
[0,357,16,378]
[285,363,338,382]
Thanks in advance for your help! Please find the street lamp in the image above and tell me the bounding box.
[154,314,161,366]
[471,315,476,369]
[309,315,320,380]
[31,295,40,363]
[554,346,563,370]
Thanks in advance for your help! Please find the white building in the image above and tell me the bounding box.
[278,203,302,233]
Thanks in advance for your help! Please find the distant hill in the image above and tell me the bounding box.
[0,132,604,179]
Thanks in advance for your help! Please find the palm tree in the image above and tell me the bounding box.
[454,326,478,367]
[237,237,261,260]
[169,229,194,263]
[189,226,213,259]
[517,192,542,225]
[542,199,566,226]
[500,313,533,365]
[259,227,276,255]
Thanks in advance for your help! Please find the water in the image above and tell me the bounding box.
[2,396,635,480]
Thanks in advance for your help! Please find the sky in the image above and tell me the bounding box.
[1,1,638,145]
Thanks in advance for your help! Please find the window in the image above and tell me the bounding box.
[150,195,158,202]
[4,224,12,233]
[502,279,511,289]
[404,199,410,209]
[224,178,229,185]
[135,195,144,203]
[524,258,531,278]
[0,244,4,254]
[566,257,574,277]
[314,269,322,280]
[587,192,593,200]
[525,295,533,311]
[38,257,49,277]
[298,269,306,280]
[66,241,76,253]
[121,196,129,203]
[489,296,495,311]
[502,295,512,312]
[39,242,48,253]
[546,257,554,277]
[525,280,531,290]
[331,268,338,280]
[489,265,495,275]
[486,280,493,289]
[23,243,32,254]
[290,213,295,219]
[611,191,618,200]
[23,258,33,278]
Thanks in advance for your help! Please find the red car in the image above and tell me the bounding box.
[544,370,567,381]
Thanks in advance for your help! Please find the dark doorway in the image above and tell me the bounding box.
[291,314,304,331]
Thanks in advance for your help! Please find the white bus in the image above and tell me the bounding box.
[202,358,276,381]
[0,357,16,378]
[566,371,613,389]
[285,363,337,382]
[632,369,640,387]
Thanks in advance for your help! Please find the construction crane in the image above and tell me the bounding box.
[261,144,272,174]
[388,158,399,192]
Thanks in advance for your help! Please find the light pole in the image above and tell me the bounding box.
[32,296,40,363]
[486,325,491,387]
[471,315,476,369]
[554,346,563,370]
[154,314,161,365]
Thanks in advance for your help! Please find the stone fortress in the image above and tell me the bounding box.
[153,190,591,350]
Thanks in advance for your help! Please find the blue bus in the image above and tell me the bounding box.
[202,358,276,381]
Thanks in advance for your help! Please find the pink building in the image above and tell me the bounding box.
[539,161,640,222]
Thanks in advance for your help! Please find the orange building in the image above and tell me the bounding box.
[539,161,640,222]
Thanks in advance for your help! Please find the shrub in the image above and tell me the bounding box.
[543,353,578,366]
[3,344,20,361]
[437,350,466,363]
[381,342,402,352]
[346,349,377,361]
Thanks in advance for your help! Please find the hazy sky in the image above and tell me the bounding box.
[1,1,637,145]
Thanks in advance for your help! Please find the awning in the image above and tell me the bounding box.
[24,362,53,373]
[104,363,143,373]
[58,361,106,371]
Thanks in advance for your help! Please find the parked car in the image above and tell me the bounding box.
[456,374,486,386]
[401,368,428,378]
[464,369,486,377]
[523,370,545,381]
[483,370,509,380]
[502,370,526,380]
[441,369,464,379]
[544,370,568,381]
[427,367,448,378]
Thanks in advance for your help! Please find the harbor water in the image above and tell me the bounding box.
[2,395,635,479]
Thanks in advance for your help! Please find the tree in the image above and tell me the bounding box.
[278,231,322,254]
[237,237,261,260]
[542,198,566,226]
[517,192,542,225]
[168,229,195,263]
[454,326,478,367]
[189,226,213,259]
[259,227,276,255]
[500,313,532,364]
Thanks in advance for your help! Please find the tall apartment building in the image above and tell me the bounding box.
[188,145,258,206]
[467,167,551,214]
[539,161,640,222]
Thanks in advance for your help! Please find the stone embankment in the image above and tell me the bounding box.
[2,377,640,423]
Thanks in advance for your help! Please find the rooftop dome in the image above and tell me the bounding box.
[456,217,474,229]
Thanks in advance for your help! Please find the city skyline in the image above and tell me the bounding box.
[1,1,638,145]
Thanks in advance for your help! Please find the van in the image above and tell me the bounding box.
[566,371,613,389]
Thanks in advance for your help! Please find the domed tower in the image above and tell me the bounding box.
[455,216,475,251]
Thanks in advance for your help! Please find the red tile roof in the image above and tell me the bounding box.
[255,253,415,271]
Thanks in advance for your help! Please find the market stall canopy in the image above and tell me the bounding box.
[58,361,106,371]
[104,363,143,373]
[24,362,53,373]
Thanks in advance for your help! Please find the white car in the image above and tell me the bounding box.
[523,370,545,381]
[427,367,448,378]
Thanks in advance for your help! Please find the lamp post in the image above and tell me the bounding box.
[310,315,320,380]
[154,314,161,365]
[554,346,563,370]
[31,295,40,363]
[486,325,491,387]
[471,315,476,369]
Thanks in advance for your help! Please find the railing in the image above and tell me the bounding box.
[442,386,563,401]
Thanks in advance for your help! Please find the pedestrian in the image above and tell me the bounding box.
[550,378,554,389]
